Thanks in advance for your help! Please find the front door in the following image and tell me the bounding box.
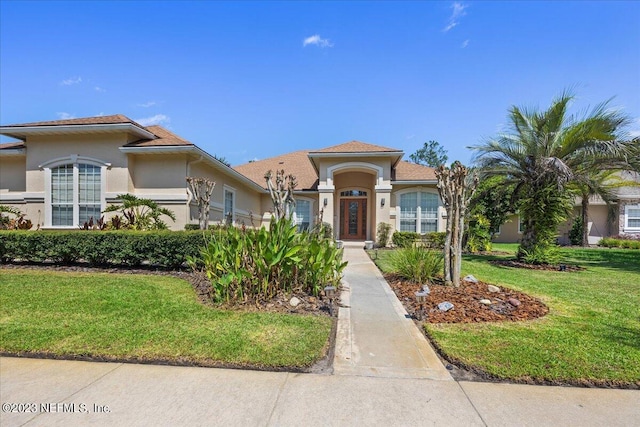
[340,198,367,240]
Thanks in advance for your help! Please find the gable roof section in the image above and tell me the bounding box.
[393,161,437,182]
[309,140,402,154]
[0,114,155,140]
[125,126,194,147]
[233,150,319,191]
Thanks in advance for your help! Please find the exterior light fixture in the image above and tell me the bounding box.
[380,198,385,207]
[323,198,328,207]
[415,290,429,320]
[324,285,337,316]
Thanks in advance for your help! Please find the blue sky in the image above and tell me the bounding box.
[1,1,639,166]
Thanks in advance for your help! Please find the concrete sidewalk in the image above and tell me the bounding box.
[2,243,639,426]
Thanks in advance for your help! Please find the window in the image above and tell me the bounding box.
[49,161,103,227]
[518,215,524,234]
[295,199,312,231]
[626,205,640,230]
[399,191,439,233]
[340,190,367,197]
[224,188,235,224]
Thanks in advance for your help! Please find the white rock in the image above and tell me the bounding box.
[479,299,492,305]
[289,297,301,307]
[464,275,478,283]
[487,285,500,293]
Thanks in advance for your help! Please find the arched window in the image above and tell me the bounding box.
[399,191,439,233]
[42,155,109,227]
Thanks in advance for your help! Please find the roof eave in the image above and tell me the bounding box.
[392,180,438,185]
[0,123,156,141]
[0,148,26,157]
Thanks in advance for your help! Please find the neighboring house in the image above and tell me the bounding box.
[0,115,441,241]
[493,170,640,245]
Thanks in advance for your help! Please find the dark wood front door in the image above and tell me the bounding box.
[340,198,367,240]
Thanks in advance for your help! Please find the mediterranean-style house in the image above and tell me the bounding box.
[1,114,638,243]
[0,115,442,241]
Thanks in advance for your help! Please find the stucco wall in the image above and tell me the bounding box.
[0,156,26,193]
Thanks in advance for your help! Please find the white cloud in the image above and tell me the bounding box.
[137,101,157,108]
[461,39,470,48]
[60,76,82,86]
[134,114,170,126]
[95,86,106,92]
[443,2,468,32]
[56,112,75,120]
[303,34,333,48]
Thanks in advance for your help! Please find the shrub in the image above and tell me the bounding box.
[520,244,562,265]
[599,237,640,249]
[189,217,347,303]
[466,214,492,253]
[0,230,203,268]
[390,246,443,283]
[376,223,392,247]
[568,216,583,246]
[392,231,420,248]
[422,232,446,249]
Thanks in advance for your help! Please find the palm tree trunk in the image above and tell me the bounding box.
[581,192,589,247]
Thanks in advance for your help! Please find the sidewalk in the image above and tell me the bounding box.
[1,243,639,426]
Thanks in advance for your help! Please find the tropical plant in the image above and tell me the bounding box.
[0,205,32,230]
[103,194,176,230]
[471,91,632,262]
[466,214,492,253]
[409,140,449,167]
[468,175,514,236]
[390,246,443,283]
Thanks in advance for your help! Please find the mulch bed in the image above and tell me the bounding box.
[490,259,584,272]
[385,273,549,323]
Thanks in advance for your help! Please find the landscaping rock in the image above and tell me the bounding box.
[487,284,500,293]
[289,297,301,307]
[479,299,492,305]
[438,301,454,311]
[463,275,479,283]
[508,298,521,307]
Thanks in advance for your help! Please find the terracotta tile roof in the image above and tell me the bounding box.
[3,114,147,130]
[0,141,25,150]
[125,126,194,147]
[233,150,319,190]
[394,161,437,181]
[309,140,403,154]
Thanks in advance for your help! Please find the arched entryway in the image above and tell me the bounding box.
[333,169,377,240]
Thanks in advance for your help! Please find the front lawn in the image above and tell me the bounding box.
[0,269,332,369]
[371,245,640,386]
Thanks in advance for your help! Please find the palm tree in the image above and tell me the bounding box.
[103,194,176,230]
[471,91,632,261]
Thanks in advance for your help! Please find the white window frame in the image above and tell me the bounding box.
[624,204,640,232]
[294,197,314,232]
[223,185,236,224]
[395,188,440,234]
[41,155,110,228]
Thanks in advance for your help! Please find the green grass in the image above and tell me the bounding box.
[369,246,640,385]
[0,270,332,369]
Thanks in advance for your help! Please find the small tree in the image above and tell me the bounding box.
[410,140,449,167]
[186,177,216,230]
[264,169,297,220]
[436,162,478,286]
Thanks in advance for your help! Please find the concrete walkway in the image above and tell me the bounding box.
[333,242,451,380]
[1,243,639,426]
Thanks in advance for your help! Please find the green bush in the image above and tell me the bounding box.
[599,237,640,249]
[0,230,204,268]
[466,214,492,253]
[568,216,584,246]
[376,223,392,247]
[422,232,446,249]
[189,217,347,303]
[520,244,562,265]
[390,246,443,283]
[392,231,420,248]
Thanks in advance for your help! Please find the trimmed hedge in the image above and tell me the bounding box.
[0,231,207,268]
[391,231,446,249]
[599,237,640,249]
